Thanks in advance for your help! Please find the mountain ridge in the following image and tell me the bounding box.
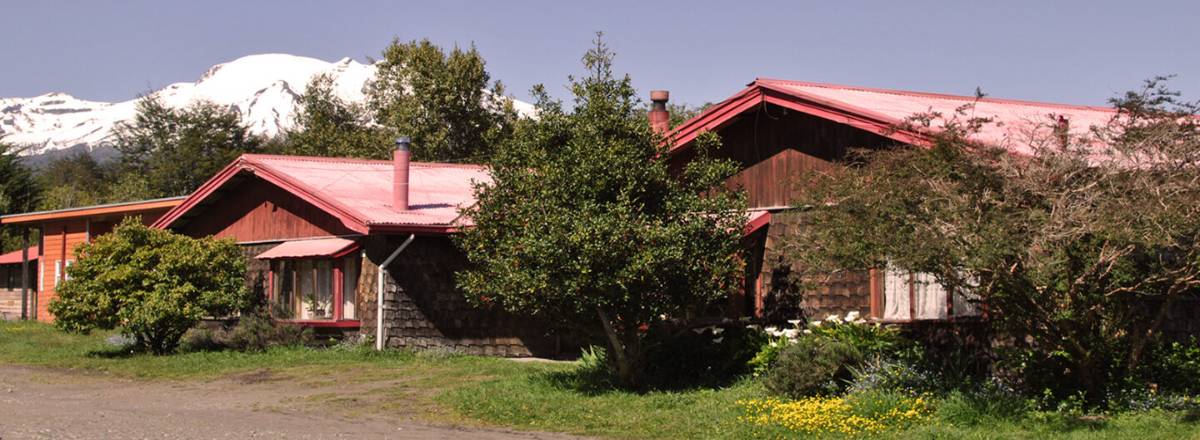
[0,53,534,157]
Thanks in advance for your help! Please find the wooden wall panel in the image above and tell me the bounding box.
[36,219,87,322]
[178,178,356,242]
[673,104,898,209]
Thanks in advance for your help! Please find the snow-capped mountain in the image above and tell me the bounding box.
[0,54,534,157]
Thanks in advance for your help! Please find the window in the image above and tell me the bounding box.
[342,254,360,319]
[877,266,980,322]
[269,256,360,322]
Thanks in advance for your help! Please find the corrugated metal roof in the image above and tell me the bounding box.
[0,246,38,265]
[255,237,358,259]
[756,78,1117,155]
[154,154,490,234]
[0,196,186,225]
[671,78,1121,156]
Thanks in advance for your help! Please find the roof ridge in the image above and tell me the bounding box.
[240,153,487,169]
[755,78,1118,113]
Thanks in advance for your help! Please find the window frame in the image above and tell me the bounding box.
[265,249,362,328]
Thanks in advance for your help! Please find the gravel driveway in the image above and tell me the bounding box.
[0,365,584,440]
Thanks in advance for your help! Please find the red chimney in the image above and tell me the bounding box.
[393,137,411,211]
[649,90,670,133]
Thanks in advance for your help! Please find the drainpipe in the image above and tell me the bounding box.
[376,234,416,351]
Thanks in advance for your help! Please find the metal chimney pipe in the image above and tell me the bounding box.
[649,90,670,134]
[393,137,411,211]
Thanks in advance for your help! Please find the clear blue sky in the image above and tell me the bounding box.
[3,0,1198,107]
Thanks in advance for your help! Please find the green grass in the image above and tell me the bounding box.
[3,320,1199,439]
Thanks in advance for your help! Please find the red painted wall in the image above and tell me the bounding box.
[176,178,356,242]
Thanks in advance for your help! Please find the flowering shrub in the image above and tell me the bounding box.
[765,336,862,398]
[808,312,904,357]
[847,356,938,396]
[751,312,907,382]
[738,394,932,436]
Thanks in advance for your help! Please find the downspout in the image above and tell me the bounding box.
[376,234,416,351]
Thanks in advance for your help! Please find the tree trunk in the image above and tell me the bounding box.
[597,308,643,389]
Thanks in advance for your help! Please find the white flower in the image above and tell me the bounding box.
[845,311,861,321]
[712,327,725,335]
[782,329,800,340]
[787,319,803,328]
[692,328,706,334]
[713,337,724,344]
[803,329,813,334]
[824,314,843,324]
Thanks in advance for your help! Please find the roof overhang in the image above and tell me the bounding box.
[0,197,186,226]
[666,80,932,156]
[0,246,39,265]
[255,237,360,260]
[152,158,373,235]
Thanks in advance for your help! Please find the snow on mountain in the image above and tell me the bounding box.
[0,54,535,156]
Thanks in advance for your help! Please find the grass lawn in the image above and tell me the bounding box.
[2,320,1199,439]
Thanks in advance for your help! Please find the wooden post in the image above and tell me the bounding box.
[908,272,916,322]
[20,228,29,320]
[868,268,882,319]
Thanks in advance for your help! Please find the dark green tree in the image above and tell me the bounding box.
[278,73,390,158]
[783,78,1200,404]
[456,36,747,388]
[367,38,517,162]
[112,96,262,198]
[35,151,111,210]
[0,142,41,252]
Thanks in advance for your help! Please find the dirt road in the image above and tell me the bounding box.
[0,365,583,440]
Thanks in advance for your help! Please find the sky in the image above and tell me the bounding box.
[3,1,1199,108]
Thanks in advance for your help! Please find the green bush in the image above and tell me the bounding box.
[765,336,863,398]
[748,336,789,377]
[50,218,249,354]
[848,355,940,396]
[641,324,766,390]
[179,314,313,352]
[936,385,1032,426]
[1145,337,1200,395]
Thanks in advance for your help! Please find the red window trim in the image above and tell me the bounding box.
[276,319,362,328]
[265,251,362,323]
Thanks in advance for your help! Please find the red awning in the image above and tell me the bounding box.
[744,211,771,236]
[0,246,38,265]
[255,238,359,260]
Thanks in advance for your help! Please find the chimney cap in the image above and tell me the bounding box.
[395,136,411,151]
[650,90,669,102]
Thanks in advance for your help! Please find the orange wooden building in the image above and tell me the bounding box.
[0,197,186,322]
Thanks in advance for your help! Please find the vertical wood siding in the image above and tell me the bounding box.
[177,178,357,242]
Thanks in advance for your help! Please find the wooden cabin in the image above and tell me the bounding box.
[0,246,38,320]
[152,147,559,356]
[661,78,1117,323]
[0,197,186,322]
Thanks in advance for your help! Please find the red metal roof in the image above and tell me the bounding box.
[0,197,185,225]
[0,246,38,265]
[154,154,490,234]
[255,238,358,259]
[670,78,1119,156]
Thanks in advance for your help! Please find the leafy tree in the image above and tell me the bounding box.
[367,38,517,162]
[112,96,262,198]
[50,218,249,354]
[35,151,111,210]
[278,73,390,158]
[457,36,747,388]
[0,142,40,252]
[784,78,1200,404]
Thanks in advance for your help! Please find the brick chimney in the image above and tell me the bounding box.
[649,90,670,133]
[393,137,411,211]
